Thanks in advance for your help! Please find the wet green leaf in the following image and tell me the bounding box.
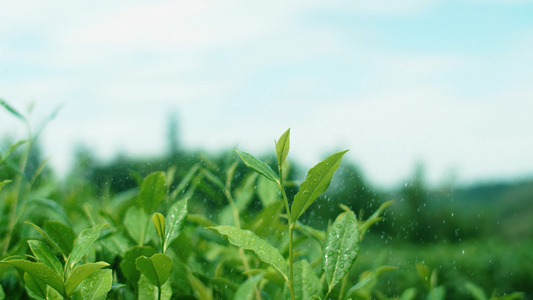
[163,198,188,252]
[65,262,109,296]
[211,225,289,283]
[67,224,106,270]
[235,151,279,183]
[345,265,397,298]
[233,274,263,300]
[28,240,63,278]
[275,128,290,168]
[323,210,359,292]
[25,222,67,260]
[1,259,65,296]
[24,272,47,299]
[136,254,173,288]
[140,171,167,214]
[44,220,76,258]
[293,260,322,300]
[74,269,112,300]
[120,246,156,286]
[291,150,348,222]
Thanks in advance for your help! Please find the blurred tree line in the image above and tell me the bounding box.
[2,113,532,245]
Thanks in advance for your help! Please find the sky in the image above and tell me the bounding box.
[1,0,532,187]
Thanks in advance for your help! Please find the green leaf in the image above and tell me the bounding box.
[0,180,11,194]
[359,200,393,239]
[1,259,65,296]
[64,262,109,296]
[24,272,47,299]
[74,269,112,300]
[416,262,432,291]
[67,224,106,270]
[163,198,188,252]
[257,176,281,207]
[136,254,173,288]
[233,274,263,300]
[291,150,348,221]
[138,274,172,300]
[293,260,322,300]
[465,282,487,300]
[99,232,132,256]
[152,213,165,240]
[140,171,167,214]
[44,220,76,258]
[323,210,359,292]
[25,222,68,260]
[0,99,26,120]
[235,151,279,183]
[28,240,64,278]
[275,128,290,168]
[211,225,289,283]
[125,206,150,245]
[399,288,417,300]
[427,285,446,300]
[120,246,156,286]
[345,266,398,298]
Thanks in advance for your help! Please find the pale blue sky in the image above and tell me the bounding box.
[1,0,532,186]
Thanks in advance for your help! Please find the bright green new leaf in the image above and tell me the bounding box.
[67,224,106,270]
[211,225,289,283]
[152,213,165,240]
[140,171,167,214]
[163,198,188,252]
[293,260,322,300]
[64,262,109,296]
[136,254,173,288]
[120,246,156,286]
[138,274,173,300]
[257,176,280,207]
[125,206,150,245]
[291,150,348,222]
[44,220,76,258]
[235,151,279,183]
[323,210,359,292]
[75,269,112,300]
[28,240,63,278]
[0,180,11,193]
[465,282,487,300]
[275,128,290,168]
[1,259,65,296]
[233,274,263,300]
[24,272,47,299]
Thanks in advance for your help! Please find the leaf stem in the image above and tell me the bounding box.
[278,167,295,300]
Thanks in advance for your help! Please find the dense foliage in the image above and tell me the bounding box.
[0,101,530,299]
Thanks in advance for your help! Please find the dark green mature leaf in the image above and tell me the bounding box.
[120,246,156,286]
[1,259,65,296]
[233,274,263,300]
[75,269,112,300]
[323,210,359,292]
[64,262,109,296]
[136,254,173,288]
[235,151,279,183]
[211,226,289,283]
[67,224,106,270]
[44,220,76,258]
[275,128,290,168]
[293,260,322,300]
[24,272,47,299]
[163,198,188,252]
[291,150,348,221]
[26,222,67,260]
[140,171,167,214]
[28,240,63,278]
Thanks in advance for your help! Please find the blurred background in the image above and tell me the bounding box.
[1,1,532,298]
